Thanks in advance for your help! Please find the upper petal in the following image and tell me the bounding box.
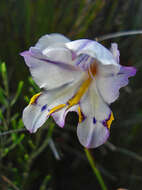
[66,39,119,69]
[21,49,83,90]
[96,65,137,104]
[35,33,70,50]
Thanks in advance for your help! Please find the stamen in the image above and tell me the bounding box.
[29,93,41,105]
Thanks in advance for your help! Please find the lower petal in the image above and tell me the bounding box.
[23,78,85,132]
[77,117,110,148]
[22,93,50,133]
[76,84,112,148]
[52,105,78,128]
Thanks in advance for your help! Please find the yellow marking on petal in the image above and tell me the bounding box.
[49,104,66,115]
[78,106,83,123]
[29,93,41,105]
[106,112,114,129]
[67,63,97,108]
[68,77,92,108]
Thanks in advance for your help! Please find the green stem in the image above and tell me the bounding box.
[84,148,108,190]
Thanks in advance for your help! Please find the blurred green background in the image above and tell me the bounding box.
[0,0,142,189]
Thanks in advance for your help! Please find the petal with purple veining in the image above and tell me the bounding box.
[96,65,136,104]
[21,50,83,90]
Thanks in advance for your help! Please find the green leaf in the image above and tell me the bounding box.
[0,87,8,106]
[10,81,24,106]
[0,62,9,96]
[2,134,25,157]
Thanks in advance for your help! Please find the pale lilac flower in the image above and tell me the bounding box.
[20,33,136,148]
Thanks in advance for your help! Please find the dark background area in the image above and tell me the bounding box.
[0,0,142,190]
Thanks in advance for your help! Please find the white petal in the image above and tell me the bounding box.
[77,118,110,148]
[66,39,91,52]
[81,81,111,120]
[77,82,112,148]
[66,39,119,68]
[29,46,73,63]
[23,77,84,132]
[41,47,73,63]
[21,50,83,90]
[23,93,50,133]
[52,105,78,128]
[35,33,70,50]
[49,78,86,127]
[96,66,137,104]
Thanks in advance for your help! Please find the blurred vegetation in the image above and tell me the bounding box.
[0,0,142,189]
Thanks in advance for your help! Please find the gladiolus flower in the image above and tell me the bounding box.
[21,34,136,148]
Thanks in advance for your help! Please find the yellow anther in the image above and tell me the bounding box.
[68,77,92,108]
[106,112,114,129]
[78,106,83,123]
[29,93,41,105]
[49,104,66,115]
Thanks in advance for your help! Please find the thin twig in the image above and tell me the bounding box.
[49,139,60,160]
[1,175,20,190]
[0,128,26,136]
[95,30,142,42]
[22,124,54,188]
[106,141,142,162]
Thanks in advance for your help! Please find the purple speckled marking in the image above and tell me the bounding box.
[102,112,111,129]
[102,120,107,127]
[41,104,47,112]
[93,117,96,124]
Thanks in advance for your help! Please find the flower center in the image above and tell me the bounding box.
[88,62,98,79]
[67,76,92,108]
[29,63,98,123]
[67,63,97,108]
